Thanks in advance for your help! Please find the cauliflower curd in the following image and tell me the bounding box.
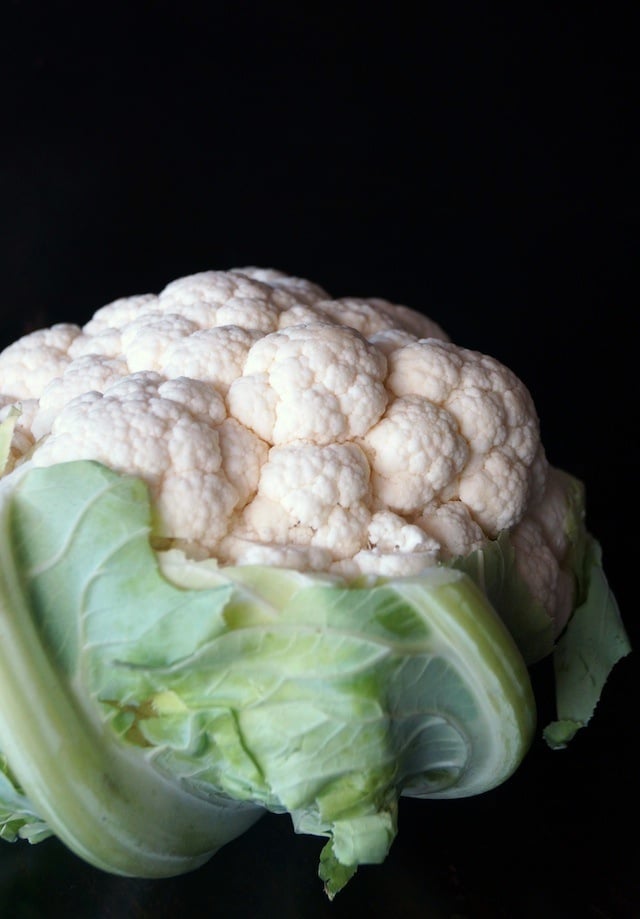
[0,267,573,634]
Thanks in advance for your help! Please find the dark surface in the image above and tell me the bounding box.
[0,3,638,917]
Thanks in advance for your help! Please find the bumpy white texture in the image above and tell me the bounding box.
[512,466,580,636]
[362,395,469,513]
[416,501,486,560]
[312,297,448,340]
[161,327,262,394]
[345,510,441,578]
[0,325,82,399]
[30,372,247,549]
[236,441,372,558]
[227,322,389,445]
[0,267,572,628]
[387,340,541,536]
[32,355,130,440]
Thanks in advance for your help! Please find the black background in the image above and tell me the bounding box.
[0,3,638,917]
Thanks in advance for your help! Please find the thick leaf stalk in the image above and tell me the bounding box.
[0,464,263,875]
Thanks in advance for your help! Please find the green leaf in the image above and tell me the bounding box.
[544,538,631,748]
[542,719,582,749]
[0,461,263,877]
[318,839,359,900]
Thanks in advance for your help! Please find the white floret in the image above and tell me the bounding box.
[120,314,200,372]
[314,296,449,340]
[0,324,82,399]
[362,395,469,513]
[510,516,574,637]
[216,417,269,509]
[227,322,388,445]
[458,449,532,535]
[276,303,329,328]
[232,267,330,307]
[367,328,420,356]
[387,337,463,403]
[337,510,440,579]
[236,441,372,560]
[530,466,580,561]
[157,377,227,425]
[509,465,582,635]
[341,549,438,578]
[69,296,160,361]
[160,326,262,394]
[221,538,333,572]
[82,294,158,335]
[416,501,487,559]
[68,327,127,360]
[367,510,438,553]
[387,339,543,536]
[31,372,243,552]
[158,270,283,331]
[32,354,129,439]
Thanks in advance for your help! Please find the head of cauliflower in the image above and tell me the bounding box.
[0,266,575,636]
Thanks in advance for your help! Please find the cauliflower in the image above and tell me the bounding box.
[0,266,575,633]
[0,267,629,896]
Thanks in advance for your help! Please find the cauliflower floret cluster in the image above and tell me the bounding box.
[0,267,575,629]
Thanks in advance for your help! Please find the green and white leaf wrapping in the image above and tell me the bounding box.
[0,461,536,895]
